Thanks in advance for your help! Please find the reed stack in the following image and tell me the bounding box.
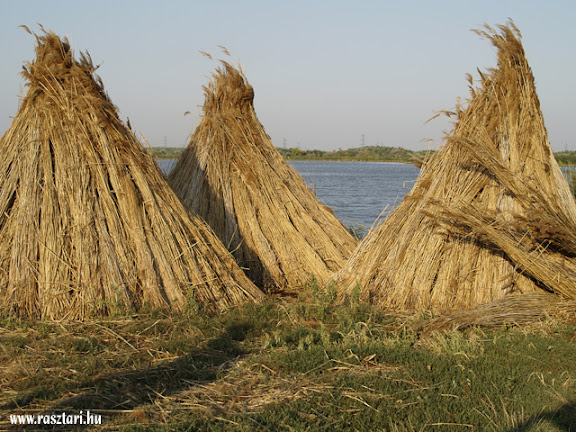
[169,61,357,293]
[0,29,264,319]
[333,22,576,315]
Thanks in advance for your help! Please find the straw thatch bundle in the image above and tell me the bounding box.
[0,29,264,319]
[168,62,357,293]
[333,22,576,314]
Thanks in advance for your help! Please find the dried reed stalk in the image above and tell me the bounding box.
[333,21,576,314]
[0,28,264,319]
[420,293,576,335]
[168,62,357,293]
[162,360,330,416]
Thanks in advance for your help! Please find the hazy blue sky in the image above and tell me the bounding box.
[1,1,574,151]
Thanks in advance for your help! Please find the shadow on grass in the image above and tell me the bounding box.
[507,402,576,432]
[2,321,255,430]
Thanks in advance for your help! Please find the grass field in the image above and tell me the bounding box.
[1,281,575,431]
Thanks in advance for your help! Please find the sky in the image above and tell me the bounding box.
[0,1,575,151]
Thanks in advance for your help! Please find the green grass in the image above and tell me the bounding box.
[1,283,575,431]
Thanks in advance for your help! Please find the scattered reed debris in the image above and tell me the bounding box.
[0,28,263,319]
[168,61,357,293]
[160,360,330,417]
[420,293,576,335]
[333,21,576,315]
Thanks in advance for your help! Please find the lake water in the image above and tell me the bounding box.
[157,159,420,231]
[289,161,420,231]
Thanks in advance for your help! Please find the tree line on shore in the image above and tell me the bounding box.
[152,145,576,165]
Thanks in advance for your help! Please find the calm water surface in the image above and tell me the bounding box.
[289,161,419,230]
[157,159,420,231]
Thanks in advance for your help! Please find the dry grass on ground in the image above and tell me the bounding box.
[1,286,575,431]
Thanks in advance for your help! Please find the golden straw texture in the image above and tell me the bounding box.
[168,62,357,293]
[420,293,576,334]
[0,29,263,319]
[332,21,576,314]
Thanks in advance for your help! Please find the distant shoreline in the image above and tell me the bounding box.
[150,145,430,164]
[151,145,576,167]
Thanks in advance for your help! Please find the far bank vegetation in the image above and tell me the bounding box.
[152,145,576,166]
